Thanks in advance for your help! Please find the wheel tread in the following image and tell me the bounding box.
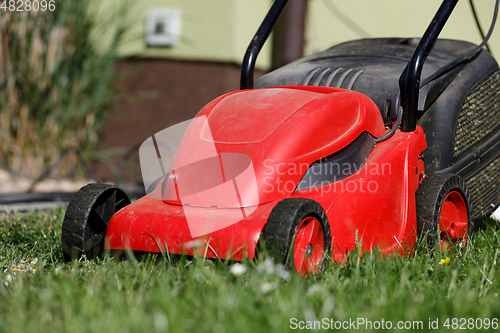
[61,183,130,260]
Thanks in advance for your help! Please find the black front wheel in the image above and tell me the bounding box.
[61,183,130,261]
[259,198,332,275]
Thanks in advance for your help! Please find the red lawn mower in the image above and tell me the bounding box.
[62,0,500,274]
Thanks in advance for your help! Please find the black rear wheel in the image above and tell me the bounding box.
[416,173,473,250]
[61,183,130,261]
[259,198,332,275]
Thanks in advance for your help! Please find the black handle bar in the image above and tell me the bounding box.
[240,0,289,90]
[400,0,459,132]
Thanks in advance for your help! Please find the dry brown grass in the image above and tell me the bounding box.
[0,1,127,178]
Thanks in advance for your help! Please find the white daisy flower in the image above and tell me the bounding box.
[5,274,12,286]
[230,263,247,276]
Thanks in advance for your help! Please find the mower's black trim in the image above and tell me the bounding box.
[439,127,500,178]
[296,132,375,191]
[240,0,289,90]
[400,0,458,132]
[375,106,403,143]
[419,66,500,175]
[255,38,486,120]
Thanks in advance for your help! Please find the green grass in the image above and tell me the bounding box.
[1,210,500,332]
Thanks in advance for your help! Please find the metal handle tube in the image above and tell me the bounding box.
[240,0,289,90]
[400,0,459,132]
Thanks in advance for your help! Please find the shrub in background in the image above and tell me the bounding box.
[0,0,127,178]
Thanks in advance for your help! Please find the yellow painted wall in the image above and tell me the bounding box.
[306,0,500,58]
[98,0,500,70]
[106,0,272,69]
